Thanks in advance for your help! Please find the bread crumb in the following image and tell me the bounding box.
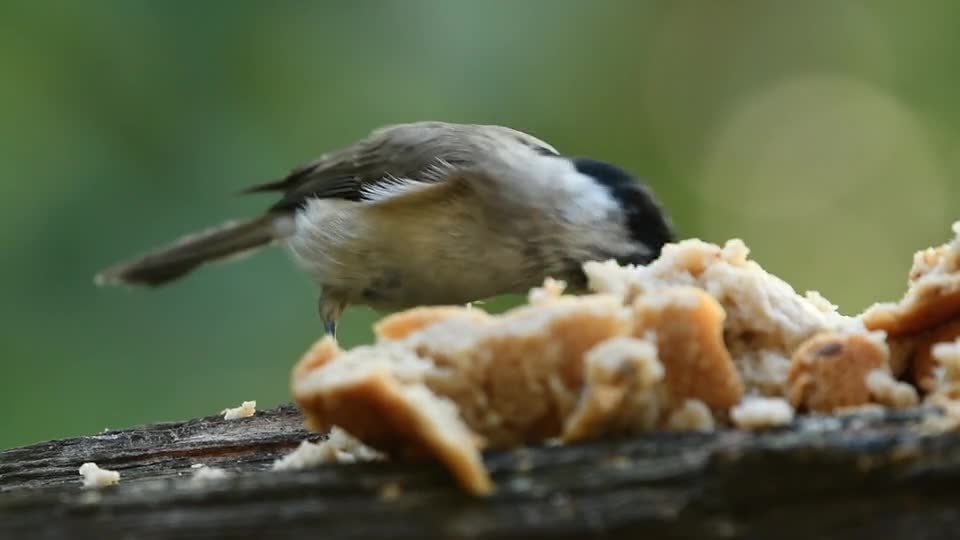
[272,441,326,471]
[921,393,960,433]
[914,331,960,394]
[221,400,256,420]
[865,370,918,409]
[665,399,715,432]
[191,466,230,482]
[322,425,384,463]
[731,397,795,429]
[78,462,120,488]
[272,428,384,471]
[933,338,960,380]
[528,277,567,305]
[918,337,960,402]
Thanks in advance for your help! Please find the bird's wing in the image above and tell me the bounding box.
[242,122,559,212]
[242,124,472,211]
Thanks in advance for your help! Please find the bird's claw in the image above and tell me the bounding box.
[324,319,337,338]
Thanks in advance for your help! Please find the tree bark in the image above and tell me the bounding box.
[2,404,960,540]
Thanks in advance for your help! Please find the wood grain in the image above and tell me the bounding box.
[3,404,960,539]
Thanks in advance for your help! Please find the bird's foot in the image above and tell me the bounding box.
[319,293,346,341]
[323,319,337,338]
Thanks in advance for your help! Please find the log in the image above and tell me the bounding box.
[2,404,960,539]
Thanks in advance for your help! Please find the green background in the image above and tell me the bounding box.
[2,1,958,450]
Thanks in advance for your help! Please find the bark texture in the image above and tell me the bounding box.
[2,404,960,539]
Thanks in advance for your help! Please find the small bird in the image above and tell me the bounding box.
[96,121,674,336]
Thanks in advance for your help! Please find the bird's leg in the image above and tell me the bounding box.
[318,293,347,339]
[324,318,337,338]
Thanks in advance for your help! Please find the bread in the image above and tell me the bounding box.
[586,238,860,395]
[289,222,960,495]
[220,400,256,420]
[730,397,794,430]
[863,222,960,337]
[78,462,120,488]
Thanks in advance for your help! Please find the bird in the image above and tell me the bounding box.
[95,121,674,337]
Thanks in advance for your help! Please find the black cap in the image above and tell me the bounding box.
[572,157,674,264]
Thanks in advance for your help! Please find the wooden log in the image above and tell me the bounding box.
[2,404,960,539]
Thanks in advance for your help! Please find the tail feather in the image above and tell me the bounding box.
[95,214,288,287]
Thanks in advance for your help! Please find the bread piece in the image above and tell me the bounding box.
[585,239,858,395]
[925,339,960,430]
[528,277,568,305]
[786,332,891,412]
[292,292,632,494]
[863,222,960,337]
[291,336,341,391]
[562,336,665,442]
[909,319,960,392]
[289,224,960,495]
[273,428,383,471]
[291,343,491,495]
[375,306,491,341]
[633,286,743,413]
[922,337,960,402]
[191,466,231,483]
[730,397,795,430]
[887,335,917,378]
[865,370,918,409]
[403,294,631,447]
[933,339,960,376]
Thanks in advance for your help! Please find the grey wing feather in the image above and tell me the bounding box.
[240,122,557,211]
[248,125,475,211]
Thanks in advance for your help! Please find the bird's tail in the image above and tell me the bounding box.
[95,213,294,287]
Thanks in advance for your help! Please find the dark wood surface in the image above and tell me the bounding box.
[2,404,960,540]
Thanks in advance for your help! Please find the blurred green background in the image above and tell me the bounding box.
[2,0,958,450]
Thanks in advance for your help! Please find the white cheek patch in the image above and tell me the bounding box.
[569,172,620,220]
[543,157,616,202]
[547,163,620,222]
[488,151,621,227]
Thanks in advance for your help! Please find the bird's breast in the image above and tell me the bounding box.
[284,197,553,310]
